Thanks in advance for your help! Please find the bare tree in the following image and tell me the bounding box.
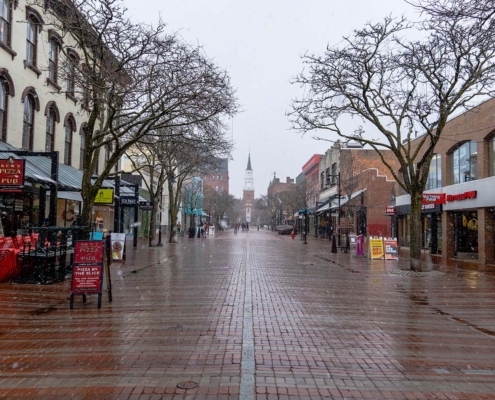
[290,2,495,270]
[33,0,237,234]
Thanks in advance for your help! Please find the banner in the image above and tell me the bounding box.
[110,233,126,261]
[369,237,384,259]
[384,238,399,260]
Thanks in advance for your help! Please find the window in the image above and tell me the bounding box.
[24,8,43,75]
[0,0,12,48]
[63,114,76,165]
[320,171,324,189]
[426,154,442,190]
[22,96,34,150]
[45,109,55,151]
[489,137,495,177]
[0,80,7,141]
[79,124,86,170]
[66,51,79,97]
[331,163,337,184]
[48,40,58,82]
[105,143,111,167]
[451,141,477,184]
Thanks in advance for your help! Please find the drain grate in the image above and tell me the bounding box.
[177,381,198,390]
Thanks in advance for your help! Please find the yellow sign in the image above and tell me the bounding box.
[369,237,384,259]
[94,188,114,204]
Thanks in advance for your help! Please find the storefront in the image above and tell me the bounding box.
[395,202,442,253]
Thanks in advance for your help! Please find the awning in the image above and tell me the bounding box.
[0,142,83,191]
[316,203,330,213]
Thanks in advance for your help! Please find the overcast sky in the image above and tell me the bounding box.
[124,0,416,198]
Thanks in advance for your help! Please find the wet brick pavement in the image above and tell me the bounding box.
[0,230,495,399]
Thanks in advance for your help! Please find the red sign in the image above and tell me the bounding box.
[447,191,477,202]
[384,238,399,260]
[0,158,25,186]
[71,265,103,294]
[385,206,396,215]
[71,241,104,295]
[422,193,446,205]
[74,240,104,264]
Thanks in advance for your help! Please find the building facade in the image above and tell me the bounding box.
[0,0,110,235]
[394,97,495,265]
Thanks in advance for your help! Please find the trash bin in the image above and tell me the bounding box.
[188,227,195,238]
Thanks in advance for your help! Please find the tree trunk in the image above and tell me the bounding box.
[169,205,178,243]
[148,203,157,247]
[409,191,423,271]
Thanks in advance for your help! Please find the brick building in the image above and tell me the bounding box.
[316,141,399,241]
[394,97,495,265]
[201,158,229,194]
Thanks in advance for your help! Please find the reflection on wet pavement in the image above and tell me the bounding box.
[0,230,494,398]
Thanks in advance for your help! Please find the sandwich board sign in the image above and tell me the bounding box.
[70,240,105,309]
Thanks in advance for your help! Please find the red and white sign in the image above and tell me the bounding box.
[71,241,105,295]
[385,206,396,215]
[0,158,25,187]
[422,193,446,205]
[447,191,477,202]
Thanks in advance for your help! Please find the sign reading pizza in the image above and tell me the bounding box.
[0,157,25,187]
[71,241,104,295]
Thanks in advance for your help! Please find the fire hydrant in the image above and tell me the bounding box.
[291,230,295,240]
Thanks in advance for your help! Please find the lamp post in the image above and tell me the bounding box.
[327,172,341,247]
[156,186,163,247]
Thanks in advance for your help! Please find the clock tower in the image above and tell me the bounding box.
[243,154,255,223]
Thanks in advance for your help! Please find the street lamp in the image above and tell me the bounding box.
[156,186,163,247]
[327,172,341,247]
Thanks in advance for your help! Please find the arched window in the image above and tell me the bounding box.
[24,7,43,75]
[0,80,5,142]
[0,68,13,142]
[66,49,79,98]
[47,31,62,87]
[22,96,34,150]
[44,102,59,152]
[79,123,87,170]
[451,141,477,184]
[0,0,13,51]
[64,113,76,165]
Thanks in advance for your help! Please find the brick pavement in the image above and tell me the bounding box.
[0,230,494,399]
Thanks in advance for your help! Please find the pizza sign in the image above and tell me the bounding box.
[0,157,25,186]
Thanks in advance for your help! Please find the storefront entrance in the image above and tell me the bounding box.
[453,210,478,258]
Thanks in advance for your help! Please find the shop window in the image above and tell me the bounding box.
[489,136,495,177]
[426,154,442,190]
[22,95,34,150]
[451,141,477,184]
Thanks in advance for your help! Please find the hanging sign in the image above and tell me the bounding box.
[70,240,105,309]
[384,238,399,260]
[94,188,114,204]
[385,206,396,215]
[369,237,384,259]
[0,157,25,187]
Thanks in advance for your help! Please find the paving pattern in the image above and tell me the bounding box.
[0,230,495,399]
